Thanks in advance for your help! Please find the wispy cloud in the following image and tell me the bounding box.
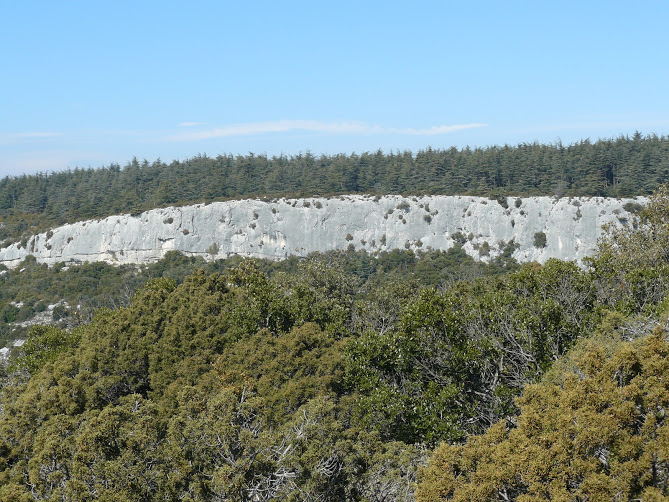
[0,131,64,146]
[167,120,487,142]
[12,132,63,139]
[388,124,488,136]
[178,122,208,127]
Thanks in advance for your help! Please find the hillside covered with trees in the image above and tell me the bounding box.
[1,182,669,499]
[0,245,518,350]
[1,133,668,243]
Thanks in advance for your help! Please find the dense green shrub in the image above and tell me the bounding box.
[533,231,547,248]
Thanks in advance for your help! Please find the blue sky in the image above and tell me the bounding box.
[2,1,668,177]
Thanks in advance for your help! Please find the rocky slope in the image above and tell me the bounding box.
[0,195,644,268]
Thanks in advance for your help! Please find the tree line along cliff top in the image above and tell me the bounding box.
[0,133,667,243]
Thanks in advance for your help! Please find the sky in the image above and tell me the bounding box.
[2,1,669,177]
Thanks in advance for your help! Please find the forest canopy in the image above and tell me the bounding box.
[1,133,668,243]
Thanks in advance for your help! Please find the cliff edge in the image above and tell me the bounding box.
[0,195,644,268]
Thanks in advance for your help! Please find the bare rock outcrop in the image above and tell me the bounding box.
[0,195,644,268]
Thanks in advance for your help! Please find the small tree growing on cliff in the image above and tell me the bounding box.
[206,243,219,256]
[533,231,547,248]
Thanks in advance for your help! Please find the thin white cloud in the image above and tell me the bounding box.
[389,123,489,136]
[0,131,64,146]
[12,131,63,139]
[178,122,208,127]
[167,120,487,142]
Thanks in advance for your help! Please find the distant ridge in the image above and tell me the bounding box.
[1,133,666,245]
[0,195,644,269]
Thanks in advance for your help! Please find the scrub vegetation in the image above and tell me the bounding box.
[2,145,669,500]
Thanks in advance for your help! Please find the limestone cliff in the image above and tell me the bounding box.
[0,195,644,268]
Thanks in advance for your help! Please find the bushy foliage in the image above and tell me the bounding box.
[345,260,598,445]
[533,231,547,248]
[417,329,669,501]
[587,184,669,313]
[0,260,425,501]
[10,324,81,375]
[0,247,516,350]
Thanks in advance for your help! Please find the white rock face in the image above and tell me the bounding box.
[0,195,645,268]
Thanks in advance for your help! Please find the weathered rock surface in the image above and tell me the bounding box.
[0,195,644,268]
